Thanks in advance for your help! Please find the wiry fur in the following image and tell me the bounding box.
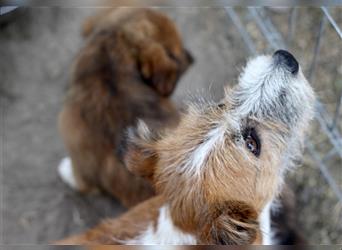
[58,52,315,245]
[58,8,193,207]
[125,205,197,244]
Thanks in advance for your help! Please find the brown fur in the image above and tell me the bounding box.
[199,200,259,244]
[58,103,283,245]
[58,8,193,207]
[139,105,285,244]
[56,196,164,245]
[57,197,261,245]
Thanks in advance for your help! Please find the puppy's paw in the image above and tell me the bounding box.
[58,157,79,190]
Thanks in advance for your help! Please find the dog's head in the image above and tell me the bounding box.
[84,8,193,97]
[128,9,193,97]
[124,50,315,244]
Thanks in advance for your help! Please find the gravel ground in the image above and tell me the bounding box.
[0,7,341,244]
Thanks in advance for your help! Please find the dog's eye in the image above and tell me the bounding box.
[243,128,261,157]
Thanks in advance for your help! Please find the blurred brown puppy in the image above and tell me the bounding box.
[58,8,193,207]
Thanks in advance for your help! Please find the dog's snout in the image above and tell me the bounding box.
[273,50,299,75]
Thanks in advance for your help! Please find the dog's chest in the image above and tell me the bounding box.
[127,203,274,245]
[127,205,197,245]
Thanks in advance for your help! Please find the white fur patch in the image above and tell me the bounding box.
[259,201,273,245]
[181,126,225,176]
[126,205,196,245]
[58,157,79,190]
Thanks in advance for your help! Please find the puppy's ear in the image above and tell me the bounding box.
[138,43,179,97]
[123,120,159,182]
[201,201,259,245]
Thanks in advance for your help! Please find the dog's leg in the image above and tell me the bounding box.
[58,105,101,194]
[58,157,99,194]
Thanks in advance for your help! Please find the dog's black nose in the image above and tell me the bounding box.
[273,50,299,75]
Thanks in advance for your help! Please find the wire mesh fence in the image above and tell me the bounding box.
[226,7,342,203]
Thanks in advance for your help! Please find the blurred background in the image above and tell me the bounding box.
[0,6,341,244]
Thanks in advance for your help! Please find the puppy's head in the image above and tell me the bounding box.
[129,9,193,97]
[85,8,193,97]
[124,50,315,244]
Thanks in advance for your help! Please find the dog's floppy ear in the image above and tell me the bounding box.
[201,201,259,245]
[138,42,179,97]
[123,120,159,182]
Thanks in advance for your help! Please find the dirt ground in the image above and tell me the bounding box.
[0,7,341,245]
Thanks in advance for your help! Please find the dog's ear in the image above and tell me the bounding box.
[123,120,159,182]
[201,201,259,245]
[138,42,179,97]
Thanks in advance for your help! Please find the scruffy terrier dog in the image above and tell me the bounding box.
[58,8,193,207]
[58,50,315,245]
